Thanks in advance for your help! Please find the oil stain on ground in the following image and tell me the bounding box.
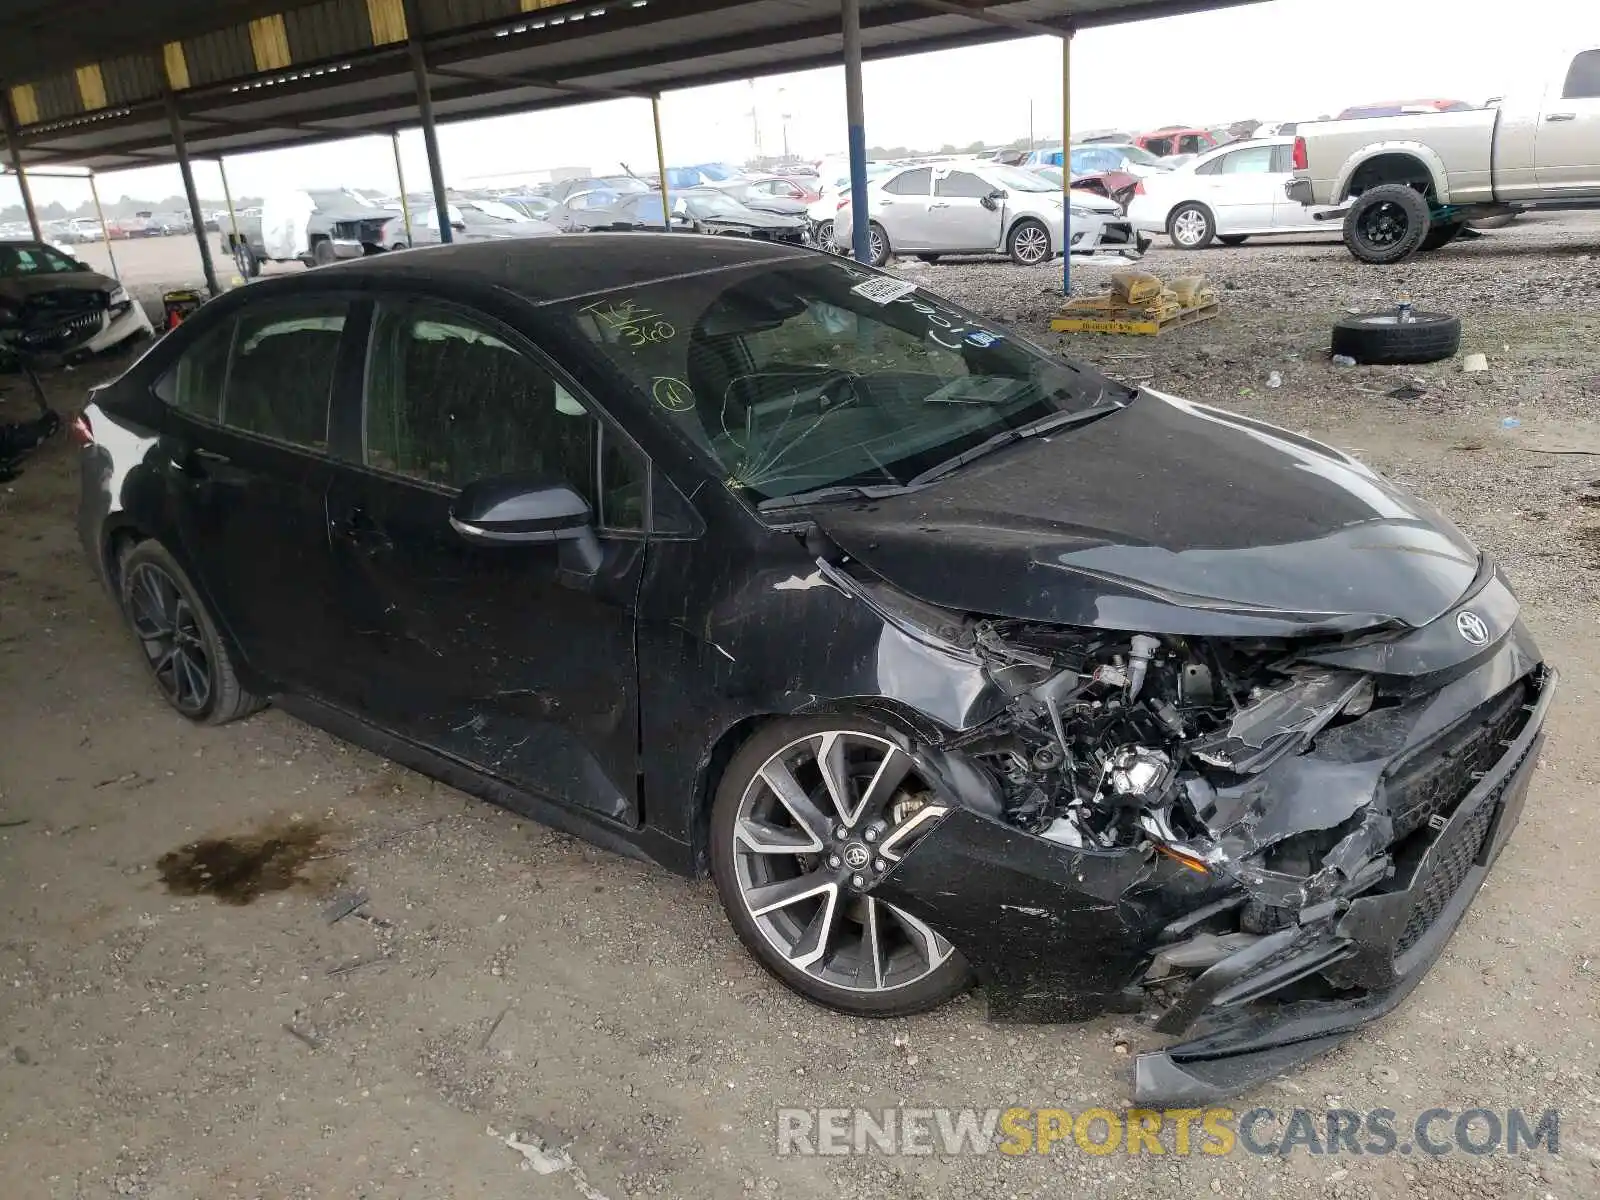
[157,820,330,905]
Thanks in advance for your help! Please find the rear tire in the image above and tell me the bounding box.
[1330,311,1461,365]
[1342,184,1431,264]
[118,540,264,725]
[231,240,260,279]
[1167,202,1216,250]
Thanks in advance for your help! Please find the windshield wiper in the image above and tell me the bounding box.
[905,401,1124,489]
[757,482,913,513]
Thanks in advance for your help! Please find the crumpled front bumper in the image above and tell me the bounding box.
[873,661,1553,1102]
[1135,664,1552,1102]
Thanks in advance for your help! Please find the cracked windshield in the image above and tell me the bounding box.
[562,256,1129,506]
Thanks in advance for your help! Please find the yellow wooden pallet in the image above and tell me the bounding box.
[1051,299,1219,336]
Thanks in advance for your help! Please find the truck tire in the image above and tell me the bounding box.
[1342,184,1431,264]
[1418,221,1464,252]
[1331,311,1461,365]
[231,239,260,279]
[311,238,337,267]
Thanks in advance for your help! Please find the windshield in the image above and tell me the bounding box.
[0,243,84,275]
[467,200,525,222]
[686,192,747,217]
[988,165,1057,192]
[1033,166,1065,186]
[1115,144,1165,166]
[554,258,1129,505]
[696,163,741,181]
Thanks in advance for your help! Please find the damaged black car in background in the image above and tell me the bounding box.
[76,237,1553,1104]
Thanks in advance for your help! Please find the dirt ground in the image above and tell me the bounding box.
[3,215,1599,1200]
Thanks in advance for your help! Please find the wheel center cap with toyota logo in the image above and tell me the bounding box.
[1456,610,1490,646]
[842,843,871,870]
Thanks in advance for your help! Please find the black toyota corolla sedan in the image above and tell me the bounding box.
[75,235,1552,1102]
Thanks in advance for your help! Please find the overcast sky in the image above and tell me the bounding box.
[4,0,1581,208]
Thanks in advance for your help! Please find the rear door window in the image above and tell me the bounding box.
[221,300,347,451]
[883,168,931,196]
[1562,50,1600,99]
[157,319,235,422]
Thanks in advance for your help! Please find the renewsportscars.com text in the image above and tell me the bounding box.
[775,1106,1560,1158]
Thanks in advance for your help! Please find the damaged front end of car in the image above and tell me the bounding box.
[816,555,1553,1103]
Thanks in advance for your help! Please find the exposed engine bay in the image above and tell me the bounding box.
[822,556,1393,908]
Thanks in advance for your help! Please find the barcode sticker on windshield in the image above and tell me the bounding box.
[850,277,917,305]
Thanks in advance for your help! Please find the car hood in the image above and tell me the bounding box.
[1068,188,1121,212]
[699,209,803,229]
[0,271,114,304]
[813,391,1481,637]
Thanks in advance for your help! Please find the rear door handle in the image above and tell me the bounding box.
[166,445,229,477]
[1545,112,1576,122]
[929,202,949,209]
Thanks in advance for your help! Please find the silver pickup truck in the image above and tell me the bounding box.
[1288,47,1600,262]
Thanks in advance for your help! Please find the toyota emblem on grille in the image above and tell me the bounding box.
[1456,610,1489,646]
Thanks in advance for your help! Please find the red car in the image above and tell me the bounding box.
[1134,127,1224,158]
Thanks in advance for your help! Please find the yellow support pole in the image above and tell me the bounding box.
[218,156,242,278]
[652,96,671,230]
[89,172,120,282]
[393,132,414,247]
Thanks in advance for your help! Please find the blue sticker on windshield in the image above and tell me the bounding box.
[966,330,1002,348]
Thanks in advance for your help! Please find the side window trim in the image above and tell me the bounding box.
[358,293,656,535]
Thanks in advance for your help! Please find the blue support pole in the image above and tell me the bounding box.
[842,0,870,264]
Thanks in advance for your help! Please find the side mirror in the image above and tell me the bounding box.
[450,475,601,572]
[981,189,1007,211]
[451,219,467,231]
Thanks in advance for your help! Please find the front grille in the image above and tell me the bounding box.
[1394,780,1501,954]
[1385,681,1528,842]
[19,307,103,351]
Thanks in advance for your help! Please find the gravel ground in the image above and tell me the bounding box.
[1,214,1598,1199]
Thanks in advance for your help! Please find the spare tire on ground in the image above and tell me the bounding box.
[1331,311,1462,365]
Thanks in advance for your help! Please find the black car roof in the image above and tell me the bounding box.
[253,234,815,306]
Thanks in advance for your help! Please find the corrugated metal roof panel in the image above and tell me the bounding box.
[418,0,524,34]
[283,0,378,59]
[100,54,166,107]
[184,25,262,87]
[30,74,84,123]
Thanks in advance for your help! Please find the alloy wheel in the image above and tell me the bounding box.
[1172,209,1209,247]
[1358,201,1407,248]
[126,562,213,715]
[731,731,952,994]
[1013,224,1049,264]
[868,227,886,263]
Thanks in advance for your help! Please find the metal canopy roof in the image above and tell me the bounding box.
[3,0,1259,173]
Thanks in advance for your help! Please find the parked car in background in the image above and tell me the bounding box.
[556,191,689,232]
[0,239,152,357]
[742,175,822,205]
[404,199,561,246]
[1135,127,1224,158]
[1068,144,1173,178]
[1290,46,1600,262]
[147,211,193,236]
[498,193,559,221]
[838,161,1135,266]
[108,212,156,239]
[227,190,404,276]
[546,176,648,203]
[1128,137,1340,249]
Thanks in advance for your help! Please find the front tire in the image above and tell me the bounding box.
[1342,184,1431,264]
[1167,202,1216,250]
[231,240,260,279]
[119,540,263,725]
[866,222,890,267]
[1007,218,1051,265]
[709,717,973,1017]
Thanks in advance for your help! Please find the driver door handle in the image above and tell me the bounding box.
[330,507,394,553]
[929,201,949,209]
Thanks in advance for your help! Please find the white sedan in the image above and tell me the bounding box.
[1125,137,1341,250]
